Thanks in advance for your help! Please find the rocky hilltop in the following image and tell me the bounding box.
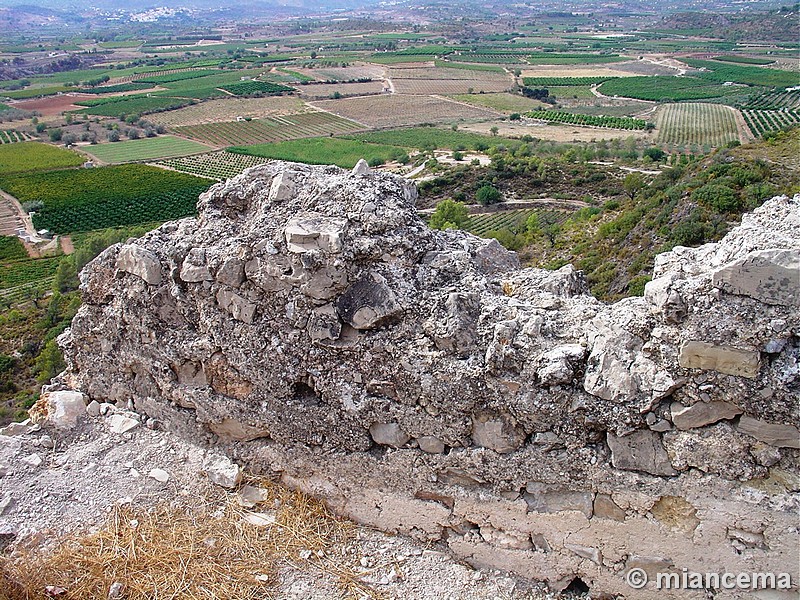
[46,162,798,596]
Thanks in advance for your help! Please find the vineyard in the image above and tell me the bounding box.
[742,109,800,137]
[391,78,511,95]
[0,142,84,175]
[0,256,60,289]
[78,83,152,94]
[84,136,213,163]
[450,92,546,113]
[136,69,221,85]
[711,56,775,65]
[0,235,27,261]
[655,103,740,147]
[525,110,650,130]
[522,76,616,86]
[219,81,294,96]
[682,59,798,88]
[174,112,365,146]
[741,90,800,110]
[154,151,273,181]
[229,137,407,169]
[464,208,567,237]
[0,131,33,144]
[0,164,212,233]
[598,76,741,102]
[342,127,508,150]
[147,96,307,127]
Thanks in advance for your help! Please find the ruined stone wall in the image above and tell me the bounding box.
[54,162,799,597]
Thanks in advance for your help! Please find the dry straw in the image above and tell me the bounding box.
[1,478,383,600]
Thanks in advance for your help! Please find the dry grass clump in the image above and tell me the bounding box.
[1,479,376,600]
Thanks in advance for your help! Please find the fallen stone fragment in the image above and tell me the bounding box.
[0,420,33,436]
[47,391,87,429]
[0,494,13,515]
[22,453,42,467]
[148,468,170,483]
[738,416,800,449]
[417,436,445,454]
[336,271,402,330]
[564,543,602,565]
[369,423,410,448]
[670,401,742,430]
[242,512,276,527]
[203,454,242,488]
[116,244,162,285]
[108,414,139,434]
[593,494,626,521]
[236,485,268,508]
[471,413,524,454]
[85,400,101,417]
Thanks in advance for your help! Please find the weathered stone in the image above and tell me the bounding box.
[480,525,533,550]
[417,436,445,454]
[471,412,525,454]
[85,400,101,417]
[593,493,626,521]
[216,257,245,288]
[108,414,139,434]
[678,341,760,378]
[536,344,586,387]
[738,416,799,449]
[626,555,674,579]
[351,158,370,175]
[564,543,602,565]
[336,271,402,330]
[644,276,687,323]
[0,420,32,436]
[524,484,594,519]
[207,419,268,442]
[308,304,342,343]
[670,401,742,430]
[607,430,677,477]
[236,485,268,508]
[148,468,169,483]
[712,248,800,307]
[179,249,212,282]
[284,216,346,254]
[203,454,242,488]
[46,391,86,429]
[116,244,162,285]
[650,496,699,535]
[216,288,256,324]
[268,170,295,203]
[369,423,410,448]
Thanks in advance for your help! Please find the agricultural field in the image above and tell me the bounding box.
[0,257,60,289]
[546,86,598,99]
[682,59,798,88]
[342,127,510,150]
[155,151,273,181]
[0,235,27,261]
[83,135,214,164]
[522,77,616,86]
[741,90,800,110]
[294,65,386,81]
[526,53,627,65]
[0,165,212,233]
[148,96,308,127]
[450,93,547,113]
[219,81,294,96]
[521,65,637,79]
[149,69,269,100]
[297,81,386,98]
[464,209,567,236]
[173,112,365,146]
[526,110,650,130]
[742,110,800,137]
[391,78,511,95]
[230,137,408,169]
[598,76,743,102]
[655,103,741,147]
[310,94,500,128]
[0,131,33,144]
[136,70,221,85]
[0,142,84,176]
[387,67,512,81]
[711,56,775,65]
[74,95,195,118]
[12,94,96,116]
[78,83,153,94]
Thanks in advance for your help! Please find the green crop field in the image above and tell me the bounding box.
[711,55,775,66]
[0,142,84,176]
[219,81,294,96]
[78,83,152,94]
[155,151,273,181]
[0,257,60,289]
[526,110,649,130]
[433,61,505,73]
[341,127,512,150]
[174,112,364,146]
[742,109,800,137]
[1,85,73,99]
[741,90,800,110]
[74,95,195,117]
[522,77,616,86]
[598,76,743,102]
[546,86,597,99]
[526,53,626,65]
[151,69,267,100]
[0,165,212,234]
[655,103,740,147]
[229,138,406,169]
[0,131,33,144]
[137,69,221,85]
[450,93,546,112]
[682,59,798,88]
[84,136,213,163]
[0,235,27,261]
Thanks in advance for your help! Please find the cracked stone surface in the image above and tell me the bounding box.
[50,163,800,596]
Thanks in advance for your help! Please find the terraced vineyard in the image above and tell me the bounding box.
[526,110,649,130]
[0,131,33,144]
[465,208,568,236]
[173,112,365,146]
[742,109,800,137]
[655,103,740,147]
[741,90,800,110]
[155,151,273,180]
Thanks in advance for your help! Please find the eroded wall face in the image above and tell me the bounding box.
[55,163,800,596]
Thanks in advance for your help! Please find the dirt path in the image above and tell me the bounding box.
[60,236,75,255]
[729,105,756,144]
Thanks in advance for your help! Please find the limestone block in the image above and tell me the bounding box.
[678,341,760,378]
